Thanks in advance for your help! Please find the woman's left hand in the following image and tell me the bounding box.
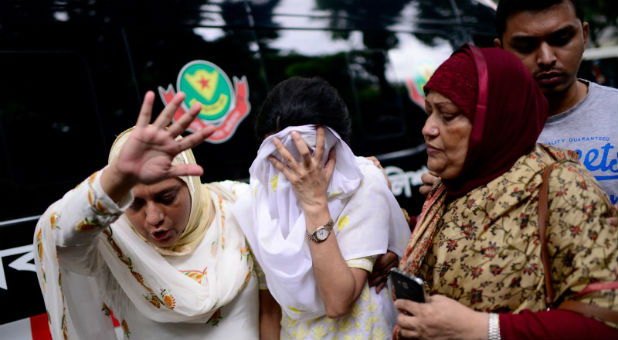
[369,251,398,293]
[268,126,336,213]
[394,294,488,340]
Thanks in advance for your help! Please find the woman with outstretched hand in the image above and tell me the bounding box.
[34,91,259,339]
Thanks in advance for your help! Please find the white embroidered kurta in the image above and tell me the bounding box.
[34,173,258,340]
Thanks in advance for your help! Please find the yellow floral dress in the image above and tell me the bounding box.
[415,144,617,317]
[279,257,394,340]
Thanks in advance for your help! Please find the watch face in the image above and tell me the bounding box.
[316,228,330,241]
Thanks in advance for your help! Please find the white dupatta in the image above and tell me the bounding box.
[233,125,410,320]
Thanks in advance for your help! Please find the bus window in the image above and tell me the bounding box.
[0,52,106,221]
[347,49,407,139]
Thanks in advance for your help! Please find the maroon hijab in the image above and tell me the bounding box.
[424,44,549,197]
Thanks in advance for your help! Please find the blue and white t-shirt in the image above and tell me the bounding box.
[538,80,618,205]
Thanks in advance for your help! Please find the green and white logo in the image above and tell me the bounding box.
[159,59,251,143]
[177,60,235,124]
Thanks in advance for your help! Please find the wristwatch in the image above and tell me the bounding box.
[306,218,334,243]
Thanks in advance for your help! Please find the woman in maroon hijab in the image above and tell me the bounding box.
[393,45,617,339]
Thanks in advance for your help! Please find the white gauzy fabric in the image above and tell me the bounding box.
[233,125,410,320]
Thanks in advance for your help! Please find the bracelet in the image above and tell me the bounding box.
[488,313,501,340]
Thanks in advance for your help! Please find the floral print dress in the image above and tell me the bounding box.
[416,145,617,316]
[279,257,396,340]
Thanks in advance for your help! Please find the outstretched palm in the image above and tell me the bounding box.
[114,91,215,185]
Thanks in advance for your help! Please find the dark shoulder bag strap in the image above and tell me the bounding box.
[538,165,618,325]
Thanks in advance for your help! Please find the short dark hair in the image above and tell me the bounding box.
[255,76,352,143]
[495,0,584,39]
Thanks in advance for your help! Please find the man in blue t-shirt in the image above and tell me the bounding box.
[493,0,618,206]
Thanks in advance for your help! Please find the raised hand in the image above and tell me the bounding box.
[102,91,215,202]
[114,91,215,184]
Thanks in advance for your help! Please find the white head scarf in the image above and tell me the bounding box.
[233,125,410,320]
[108,127,212,256]
[99,128,253,322]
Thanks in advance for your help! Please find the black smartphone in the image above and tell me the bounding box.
[389,268,426,302]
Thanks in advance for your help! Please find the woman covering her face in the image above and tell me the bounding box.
[232,77,411,339]
[394,45,617,339]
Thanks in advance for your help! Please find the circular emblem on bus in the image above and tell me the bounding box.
[177,60,235,124]
[159,60,250,143]
[405,60,437,109]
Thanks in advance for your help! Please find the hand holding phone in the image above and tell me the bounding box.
[390,268,426,303]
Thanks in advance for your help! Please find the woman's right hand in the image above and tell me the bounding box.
[419,171,439,196]
[101,91,215,202]
[395,295,488,340]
